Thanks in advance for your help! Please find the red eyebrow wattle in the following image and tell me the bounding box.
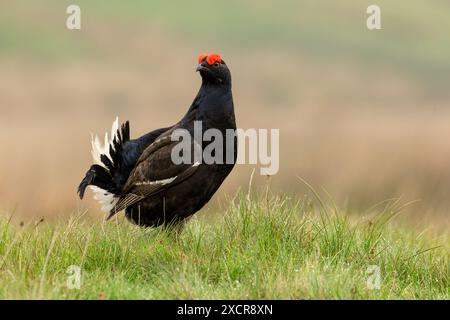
[206,53,222,65]
[198,53,208,64]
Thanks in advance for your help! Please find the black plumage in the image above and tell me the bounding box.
[78,53,236,227]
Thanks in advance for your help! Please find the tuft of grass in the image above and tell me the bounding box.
[0,193,448,299]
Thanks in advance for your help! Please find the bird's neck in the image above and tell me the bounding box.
[200,79,232,90]
[185,82,234,126]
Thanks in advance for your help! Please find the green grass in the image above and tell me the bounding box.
[0,193,448,299]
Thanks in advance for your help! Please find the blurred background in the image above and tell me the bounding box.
[0,0,449,228]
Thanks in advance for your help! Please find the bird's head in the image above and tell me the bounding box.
[196,53,231,86]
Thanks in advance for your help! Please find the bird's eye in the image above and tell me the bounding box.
[214,62,220,67]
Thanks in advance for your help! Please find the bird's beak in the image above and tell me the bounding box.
[196,63,206,72]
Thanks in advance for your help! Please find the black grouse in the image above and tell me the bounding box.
[78,53,236,227]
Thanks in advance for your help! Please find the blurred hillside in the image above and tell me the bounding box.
[0,0,449,227]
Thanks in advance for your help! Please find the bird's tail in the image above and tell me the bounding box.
[77,117,130,213]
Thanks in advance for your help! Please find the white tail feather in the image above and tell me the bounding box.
[90,186,119,213]
[89,117,120,213]
[91,117,120,168]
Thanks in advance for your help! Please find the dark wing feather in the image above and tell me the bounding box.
[110,162,199,217]
[108,129,200,218]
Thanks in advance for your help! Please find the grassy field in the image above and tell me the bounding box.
[0,193,447,299]
[1,1,450,221]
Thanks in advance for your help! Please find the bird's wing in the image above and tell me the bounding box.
[108,131,200,218]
